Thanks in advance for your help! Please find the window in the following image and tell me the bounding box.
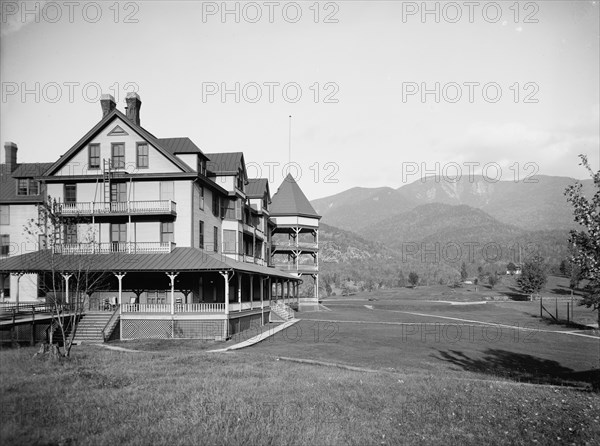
[111,143,125,169]
[198,158,206,176]
[1,273,9,298]
[89,144,100,169]
[213,226,218,252]
[199,186,204,210]
[110,223,127,251]
[17,179,39,196]
[147,290,166,305]
[0,205,9,225]
[212,194,219,216]
[136,143,149,168]
[263,195,268,211]
[199,221,204,249]
[160,181,174,201]
[223,230,236,253]
[161,222,174,243]
[110,183,126,203]
[236,169,244,191]
[0,234,9,256]
[64,223,77,244]
[64,184,77,203]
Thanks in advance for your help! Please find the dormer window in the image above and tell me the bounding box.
[16,179,39,196]
[198,158,207,176]
[236,169,244,191]
[263,195,268,210]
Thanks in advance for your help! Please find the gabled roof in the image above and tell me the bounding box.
[206,152,245,175]
[0,163,53,203]
[45,109,194,176]
[158,137,208,159]
[0,247,299,280]
[246,178,270,199]
[270,174,320,218]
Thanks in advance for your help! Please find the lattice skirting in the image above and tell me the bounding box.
[121,319,225,340]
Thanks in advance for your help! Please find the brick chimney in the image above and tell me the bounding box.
[100,94,116,118]
[125,92,142,126]
[4,142,18,172]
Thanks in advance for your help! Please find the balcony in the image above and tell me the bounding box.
[58,200,177,216]
[54,242,175,255]
[272,263,318,273]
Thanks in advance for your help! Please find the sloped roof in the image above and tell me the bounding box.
[270,174,320,218]
[45,109,194,175]
[246,178,270,198]
[0,247,299,280]
[206,152,244,174]
[0,163,54,203]
[158,137,208,159]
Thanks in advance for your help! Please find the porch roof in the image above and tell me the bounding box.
[0,247,299,280]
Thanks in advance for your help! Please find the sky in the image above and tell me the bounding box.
[1,0,599,200]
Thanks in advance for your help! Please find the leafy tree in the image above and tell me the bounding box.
[408,272,419,287]
[517,255,547,299]
[564,155,600,325]
[506,262,517,274]
[559,259,570,276]
[488,273,500,289]
[569,264,583,291]
[324,282,332,297]
[397,270,406,287]
[460,262,468,281]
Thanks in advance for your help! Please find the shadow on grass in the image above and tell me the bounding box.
[434,348,600,390]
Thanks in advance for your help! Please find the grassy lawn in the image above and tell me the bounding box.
[1,284,599,445]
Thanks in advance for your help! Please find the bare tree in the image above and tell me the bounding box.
[24,196,110,358]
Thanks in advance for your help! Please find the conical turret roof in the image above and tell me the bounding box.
[270,174,320,218]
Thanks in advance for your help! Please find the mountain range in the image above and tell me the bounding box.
[310,175,593,289]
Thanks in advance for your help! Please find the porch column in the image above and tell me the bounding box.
[114,272,126,314]
[268,277,272,304]
[296,281,299,307]
[166,272,178,315]
[219,271,230,340]
[62,273,72,305]
[250,275,254,310]
[260,277,264,325]
[0,274,4,300]
[287,281,290,305]
[237,273,242,312]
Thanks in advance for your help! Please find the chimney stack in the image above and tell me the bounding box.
[4,142,18,173]
[100,94,116,118]
[125,92,142,126]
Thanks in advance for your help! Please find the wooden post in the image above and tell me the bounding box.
[238,274,242,312]
[260,277,264,326]
[555,297,558,321]
[250,275,254,310]
[567,302,570,323]
[166,272,178,316]
[31,307,35,346]
[540,296,543,319]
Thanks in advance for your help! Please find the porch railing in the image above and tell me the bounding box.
[272,241,318,249]
[54,242,175,255]
[121,303,226,313]
[58,200,177,215]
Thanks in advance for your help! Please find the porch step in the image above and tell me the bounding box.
[72,312,115,343]
[270,302,294,321]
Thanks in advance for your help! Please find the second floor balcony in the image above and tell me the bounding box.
[58,200,177,217]
[271,240,318,251]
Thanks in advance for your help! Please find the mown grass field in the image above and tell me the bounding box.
[1,283,599,445]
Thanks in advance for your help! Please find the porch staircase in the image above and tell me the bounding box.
[270,302,295,322]
[72,311,119,344]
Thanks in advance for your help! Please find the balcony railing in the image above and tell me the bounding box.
[58,200,177,216]
[272,263,318,272]
[54,242,175,255]
[272,241,318,250]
